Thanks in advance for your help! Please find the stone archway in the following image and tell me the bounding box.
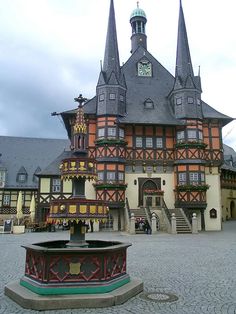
[230,201,236,219]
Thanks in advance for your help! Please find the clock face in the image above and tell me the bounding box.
[138,61,152,77]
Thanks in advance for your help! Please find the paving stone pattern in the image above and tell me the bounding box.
[0,221,236,314]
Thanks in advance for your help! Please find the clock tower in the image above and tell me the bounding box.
[130,2,147,53]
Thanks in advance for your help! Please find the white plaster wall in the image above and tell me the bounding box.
[205,171,222,231]
[125,173,175,209]
[63,180,72,194]
[85,180,96,199]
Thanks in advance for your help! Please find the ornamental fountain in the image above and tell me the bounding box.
[5,95,143,310]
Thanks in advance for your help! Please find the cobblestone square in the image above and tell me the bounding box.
[0,221,236,314]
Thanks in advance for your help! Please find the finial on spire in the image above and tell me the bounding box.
[137,1,139,8]
[74,94,87,108]
[198,65,201,76]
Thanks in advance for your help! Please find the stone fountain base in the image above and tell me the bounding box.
[4,239,143,310]
[5,278,143,310]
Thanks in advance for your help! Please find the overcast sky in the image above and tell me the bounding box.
[0,0,236,149]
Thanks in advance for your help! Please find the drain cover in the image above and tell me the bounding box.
[139,291,178,303]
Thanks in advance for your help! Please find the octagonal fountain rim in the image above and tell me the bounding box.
[22,240,132,253]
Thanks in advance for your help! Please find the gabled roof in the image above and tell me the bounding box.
[0,136,69,188]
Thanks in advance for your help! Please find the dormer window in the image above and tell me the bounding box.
[17,166,27,183]
[144,99,154,109]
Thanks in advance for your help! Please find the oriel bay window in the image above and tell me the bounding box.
[178,173,187,185]
[107,127,116,138]
[177,130,185,143]
[107,171,116,182]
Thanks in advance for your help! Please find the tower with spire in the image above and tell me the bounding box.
[59,0,232,232]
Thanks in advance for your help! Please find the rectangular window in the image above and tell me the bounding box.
[188,97,194,104]
[120,95,124,102]
[189,173,199,184]
[156,137,163,148]
[18,174,27,182]
[98,128,105,138]
[155,197,161,207]
[178,173,186,185]
[107,172,116,181]
[187,130,197,140]
[177,131,185,142]
[146,137,153,148]
[201,173,205,182]
[176,97,182,105]
[98,172,104,181]
[3,194,10,206]
[197,98,201,105]
[199,131,203,140]
[108,127,116,137]
[109,93,116,100]
[118,172,124,181]
[52,178,61,193]
[99,93,105,101]
[119,128,124,138]
[136,137,143,148]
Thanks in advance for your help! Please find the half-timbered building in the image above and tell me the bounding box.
[57,0,233,232]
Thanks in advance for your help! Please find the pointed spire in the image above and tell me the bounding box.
[175,0,194,84]
[103,0,120,80]
[73,95,87,134]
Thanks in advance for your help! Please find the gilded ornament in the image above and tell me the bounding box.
[69,262,81,275]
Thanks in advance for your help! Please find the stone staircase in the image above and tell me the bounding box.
[129,207,151,233]
[169,208,192,234]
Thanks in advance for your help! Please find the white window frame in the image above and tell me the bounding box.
[176,97,182,105]
[109,93,116,100]
[3,194,10,206]
[52,178,61,193]
[118,172,124,181]
[97,172,104,181]
[178,173,187,185]
[188,97,194,104]
[119,128,124,138]
[108,127,116,138]
[99,93,105,101]
[187,130,197,140]
[135,137,143,148]
[107,172,116,181]
[189,172,199,184]
[146,137,153,148]
[98,128,105,138]
[199,131,203,140]
[156,137,163,148]
[177,131,185,142]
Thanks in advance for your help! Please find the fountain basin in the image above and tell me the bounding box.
[20,240,131,295]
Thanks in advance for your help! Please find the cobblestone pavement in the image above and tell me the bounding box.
[0,221,236,314]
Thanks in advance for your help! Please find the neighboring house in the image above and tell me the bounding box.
[0,136,68,223]
[221,144,236,220]
[52,1,233,232]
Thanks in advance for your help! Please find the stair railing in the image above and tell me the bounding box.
[161,199,172,232]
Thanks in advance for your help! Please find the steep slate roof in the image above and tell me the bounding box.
[0,136,69,188]
[119,46,183,125]
[59,1,232,127]
[39,150,72,176]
